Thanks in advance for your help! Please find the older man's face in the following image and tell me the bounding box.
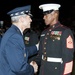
[22,15,32,29]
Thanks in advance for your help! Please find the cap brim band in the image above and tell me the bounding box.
[43,10,54,15]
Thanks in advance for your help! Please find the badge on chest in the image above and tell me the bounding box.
[24,36,30,44]
[50,31,62,40]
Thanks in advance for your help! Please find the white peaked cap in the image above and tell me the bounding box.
[39,3,61,12]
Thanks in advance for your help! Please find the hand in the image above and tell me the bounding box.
[30,61,38,73]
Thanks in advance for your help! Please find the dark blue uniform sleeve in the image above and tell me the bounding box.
[5,34,34,75]
[33,39,42,66]
[26,46,37,57]
[61,28,74,74]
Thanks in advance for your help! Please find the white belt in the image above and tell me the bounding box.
[42,55,63,64]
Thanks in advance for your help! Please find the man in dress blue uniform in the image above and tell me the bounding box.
[0,5,39,75]
[32,3,74,75]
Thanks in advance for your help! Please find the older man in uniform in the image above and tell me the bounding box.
[31,3,74,75]
[0,5,39,75]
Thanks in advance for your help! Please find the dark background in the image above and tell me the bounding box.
[0,0,75,20]
[0,0,75,28]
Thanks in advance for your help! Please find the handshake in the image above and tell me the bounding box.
[30,61,38,73]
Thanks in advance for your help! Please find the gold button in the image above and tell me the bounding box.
[44,42,46,44]
[45,37,47,39]
[43,57,46,60]
[47,33,49,35]
[53,26,55,28]
[53,40,55,41]
[44,47,46,49]
[44,52,46,54]
[49,29,51,31]
[55,67,57,69]
[44,57,46,60]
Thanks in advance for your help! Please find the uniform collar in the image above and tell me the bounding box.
[11,25,23,35]
[50,21,60,29]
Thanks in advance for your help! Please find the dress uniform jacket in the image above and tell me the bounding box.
[38,22,74,75]
[0,25,37,75]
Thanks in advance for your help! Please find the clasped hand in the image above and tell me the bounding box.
[30,61,38,73]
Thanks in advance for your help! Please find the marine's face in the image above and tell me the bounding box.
[43,12,55,26]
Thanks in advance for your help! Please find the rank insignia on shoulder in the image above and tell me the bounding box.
[66,35,73,49]
[64,61,73,74]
